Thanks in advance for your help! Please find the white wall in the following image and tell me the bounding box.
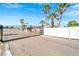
[44,28,57,36]
[44,27,79,39]
[56,27,69,38]
[69,27,79,39]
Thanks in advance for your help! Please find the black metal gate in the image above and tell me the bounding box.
[0,25,43,42]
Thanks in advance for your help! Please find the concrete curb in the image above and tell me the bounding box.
[0,42,4,56]
[2,42,12,56]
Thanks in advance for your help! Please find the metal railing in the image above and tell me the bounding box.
[0,25,44,42]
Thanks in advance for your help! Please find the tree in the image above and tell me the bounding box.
[40,20,45,25]
[27,25,33,32]
[56,3,71,27]
[20,19,26,31]
[48,12,57,27]
[67,20,79,27]
[10,26,15,29]
[42,4,51,17]
[4,26,9,29]
[42,4,51,27]
[40,20,50,27]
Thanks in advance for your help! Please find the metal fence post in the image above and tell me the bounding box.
[0,25,3,42]
[41,24,44,35]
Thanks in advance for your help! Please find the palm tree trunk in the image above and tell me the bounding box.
[51,19,54,28]
[58,14,62,27]
[44,13,48,27]
[44,13,47,20]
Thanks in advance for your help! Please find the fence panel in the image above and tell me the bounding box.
[44,27,79,39]
[56,27,69,38]
[69,27,79,39]
[44,28,57,36]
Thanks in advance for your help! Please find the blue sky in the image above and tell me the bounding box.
[0,3,79,26]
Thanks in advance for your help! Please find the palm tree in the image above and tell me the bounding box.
[42,4,51,17]
[20,19,26,31]
[40,20,50,27]
[40,20,45,34]
[40,20,45,25]
[40,20,46,27]
[56,3,70,27]
[42,4,51,27]
[48,12,57,27]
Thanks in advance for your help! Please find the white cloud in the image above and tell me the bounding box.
[71,4,79,8]
[62,4,79,26]
[63,10,79,25]
[68,10,79,15]
[63,4,79,18]
[2,3,22,8]
[64,10,79,18]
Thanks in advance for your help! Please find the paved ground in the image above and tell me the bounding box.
[8,35,79,56]
[0,42,4,56]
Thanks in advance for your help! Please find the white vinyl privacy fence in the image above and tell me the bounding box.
[44,27,79,39]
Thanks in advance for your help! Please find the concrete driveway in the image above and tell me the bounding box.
[0,42,4,56]
[8,35,79,56]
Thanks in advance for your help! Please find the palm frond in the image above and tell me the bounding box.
[42,4,51,14]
